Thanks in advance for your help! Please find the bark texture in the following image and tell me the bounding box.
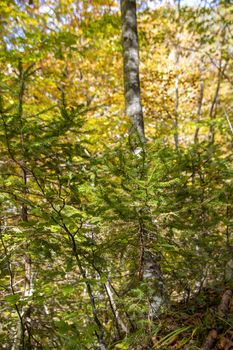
[120,0,145,141]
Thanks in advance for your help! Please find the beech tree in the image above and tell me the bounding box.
[0,1,232,349]
[120,0,167,317]
[120,0,145,142]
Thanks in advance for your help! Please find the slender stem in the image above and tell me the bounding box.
[194,58,205,144]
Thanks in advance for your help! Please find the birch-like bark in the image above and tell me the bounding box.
[208,60,228,144]
[104,281,128,335]
[208,26,228,144]
[120,0,145,142]
[120,0,166,318]
[139,220,167,318]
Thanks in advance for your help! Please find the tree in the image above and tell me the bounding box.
[120,0,145,142]
[120,0,167,320]
[0,1,232,349]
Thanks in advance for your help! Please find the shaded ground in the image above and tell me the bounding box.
[134,288,233,350]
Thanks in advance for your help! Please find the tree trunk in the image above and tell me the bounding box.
[18,60,33,350]
[120,0,145,142]
[120,0,166,318]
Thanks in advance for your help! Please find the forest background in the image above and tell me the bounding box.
[0,0,232,349]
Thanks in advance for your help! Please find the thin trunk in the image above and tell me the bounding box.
[120,0,145,143]
[194,58,205,144]
[223,107,233,135]
[104,281,128,335]
[0,234,26,350]
[174,68,179,150]
[31,142,106,349]
[90,258,131,336]
[18,60,33,350]
[0,69,28,350]
[208,64,221,144]
[208,62,227,144]
[69,233,106,350]
[208,27,228,144]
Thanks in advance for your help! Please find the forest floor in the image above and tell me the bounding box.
[150,288,233,350]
